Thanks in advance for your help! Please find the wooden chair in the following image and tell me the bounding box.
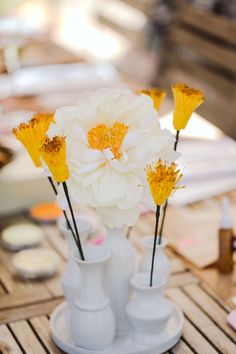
[156,4,236,139]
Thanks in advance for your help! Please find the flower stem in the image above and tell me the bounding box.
[62,181,85,261]
[158,203,166,245]
[158,130,180,241]
[150,205,160,287]
[48,176,57,195]
[47,177,79,248]
[126,226,132,239]
[174,130,180,151]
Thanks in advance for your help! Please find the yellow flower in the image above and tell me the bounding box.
[172,83,204,130]
[13,112,54,167]
[139,88,167,111]
[146,159,183,206]
[40,136,69,182]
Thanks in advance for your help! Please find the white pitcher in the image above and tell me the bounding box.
[71,246,116,350]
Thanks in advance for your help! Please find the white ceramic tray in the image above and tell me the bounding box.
[50,302,184,354]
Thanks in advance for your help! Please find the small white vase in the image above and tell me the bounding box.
[58,217,92,310]
[139,236,170,282]
[104,227,135,334]
[71,247,116,351]
[126,273,173,346]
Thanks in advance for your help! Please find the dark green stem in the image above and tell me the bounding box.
[150,205,160,287]
[126,226,132,239]
[158,130,180,241]
[48,176,57,195]
[47,177,78,248]
[158,202,167,244]
[174,130,180,151]
[62,181,85,261]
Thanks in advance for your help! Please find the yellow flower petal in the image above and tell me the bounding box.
[87,122,129,159]
[139,88,167,111]
[40,136,69,182]
[146,159,183,206]
[13,112,54,167]
[172,83,204,130]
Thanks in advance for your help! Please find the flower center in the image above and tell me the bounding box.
[87,122,129,159]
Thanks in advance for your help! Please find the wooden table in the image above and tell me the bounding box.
[0,211,235,354]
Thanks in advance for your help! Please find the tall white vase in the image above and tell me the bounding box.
[58,217,92,310]
[139,236,170,282]
[104,227,135,334]
[71,247,116,350]
[126,273,173,346]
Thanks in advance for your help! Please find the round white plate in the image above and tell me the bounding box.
[50,301,184,354]
[12,248,60,279]
[1,223,43,251]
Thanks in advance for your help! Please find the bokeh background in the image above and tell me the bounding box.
[0,0,236,135]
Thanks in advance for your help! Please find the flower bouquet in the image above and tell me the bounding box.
[13,84,204,353]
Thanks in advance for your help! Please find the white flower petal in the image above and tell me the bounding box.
[97,205,140,228]
[94,168,126,204]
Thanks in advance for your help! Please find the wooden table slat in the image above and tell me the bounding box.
[168,272,199,288]
[0,324,23,354]
[0,298,62,324]
[200,282,233,312]
[9,320,47,354]
[0,282,6,295]
[0,261,22,293]
[170,258,186,274]
[30,316,62,354]
[182,318,218,354]
[171,339,195,354]
[167,287,236,353]
[0,289,53,311]
[183,283,236,341]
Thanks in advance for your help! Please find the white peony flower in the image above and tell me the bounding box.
[48,89,178,227]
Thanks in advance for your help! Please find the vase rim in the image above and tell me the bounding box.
[72,248,110,265]
[130,272,166,290]
[141,235,168,249]
[58,216,93,234]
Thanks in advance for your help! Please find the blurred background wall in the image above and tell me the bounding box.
[0,0,235,137]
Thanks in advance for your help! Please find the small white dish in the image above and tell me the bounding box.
[50,301,184,354]
[12,248,60,279]
[1,223,43,251]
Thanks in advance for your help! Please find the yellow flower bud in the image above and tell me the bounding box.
[13,112,54,167]
[172,83,204,130]
[140,88,167,111]
[146,159,183,206]
[40,136,69,182]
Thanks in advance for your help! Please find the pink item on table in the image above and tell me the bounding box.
[226,310,236,331]
[140,204,152,215]
[90,236,104,246]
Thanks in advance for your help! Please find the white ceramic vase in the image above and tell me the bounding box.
[58,217,92,310]
[126,273,173,346]
[139,236,170,282]
[71,247,116,351]
[104,227,135,334]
